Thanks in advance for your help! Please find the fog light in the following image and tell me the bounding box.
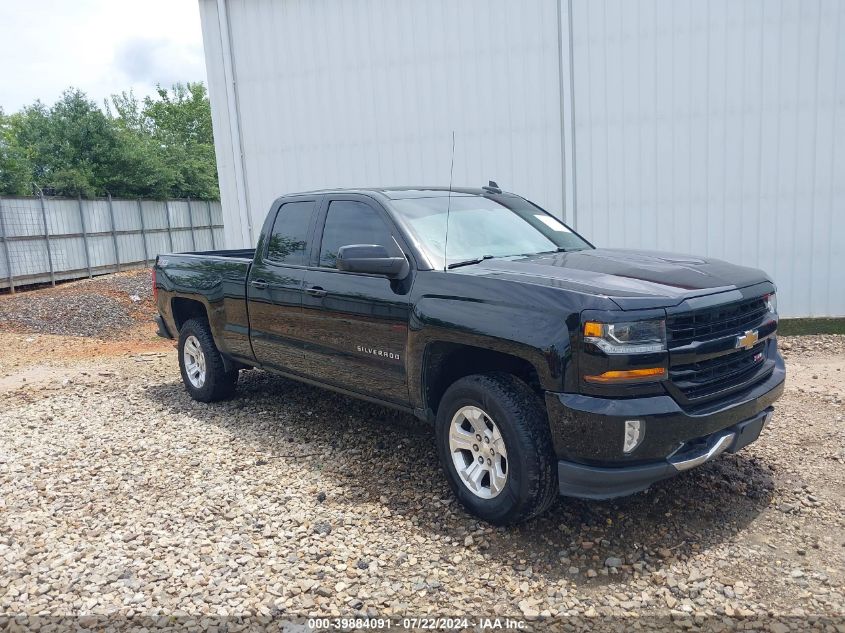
[623,420,644,454]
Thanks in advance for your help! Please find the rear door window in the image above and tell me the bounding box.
[266,201,316,265]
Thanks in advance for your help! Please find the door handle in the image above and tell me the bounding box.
[250,279,268,290]
[306,286,327,298]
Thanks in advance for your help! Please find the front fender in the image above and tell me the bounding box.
[407,295,577,408]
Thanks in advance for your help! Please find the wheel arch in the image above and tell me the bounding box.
[422,341,544,417]
[407,293,576,416]
[171,296,209,332]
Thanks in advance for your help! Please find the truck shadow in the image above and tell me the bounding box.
[144,368,775,588]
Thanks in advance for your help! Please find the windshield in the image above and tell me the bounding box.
[390,195,592,268]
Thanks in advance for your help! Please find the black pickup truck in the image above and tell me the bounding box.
[154,185,785,525]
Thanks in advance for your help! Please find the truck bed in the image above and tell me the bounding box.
[155,250,254,289]
[154,248,256,362]
[170,248,255,261]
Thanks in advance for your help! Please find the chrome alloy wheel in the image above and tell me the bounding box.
[183,335,207,388]
[448,406,508,499]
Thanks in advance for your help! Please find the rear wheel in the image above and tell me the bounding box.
[178,318,238,402]
[435,373,558,525]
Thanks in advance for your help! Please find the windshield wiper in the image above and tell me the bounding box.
[506,247,571,258]
[447,254,495,270]
[534,247,570,254]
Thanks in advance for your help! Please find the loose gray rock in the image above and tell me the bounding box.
[313,522,332,535]
[0,311,842,624]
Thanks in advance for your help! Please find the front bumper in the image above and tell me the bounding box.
[545,352,785,499]
[555,408,772,499]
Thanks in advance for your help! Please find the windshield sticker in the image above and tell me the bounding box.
[534,215,572,232]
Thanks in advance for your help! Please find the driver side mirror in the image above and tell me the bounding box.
[336,243,410,279]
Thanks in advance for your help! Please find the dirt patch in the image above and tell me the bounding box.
[0,329,171,376]
[0,270,171,370]
[0,269,156,337]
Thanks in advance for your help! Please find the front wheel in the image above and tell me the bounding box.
[435,373,558,525]
[178,318,238,402]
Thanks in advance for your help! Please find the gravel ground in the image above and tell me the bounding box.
[0,270,153,337]
[0,325,843,631]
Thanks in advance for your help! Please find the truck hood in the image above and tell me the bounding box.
[453,248,772,310]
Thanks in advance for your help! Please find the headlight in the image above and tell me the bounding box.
[765,292,777,314]
[583,319,666,354]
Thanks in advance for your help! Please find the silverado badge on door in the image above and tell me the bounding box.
[357,345,401,361]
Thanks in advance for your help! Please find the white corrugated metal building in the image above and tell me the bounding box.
[198,0,844,317]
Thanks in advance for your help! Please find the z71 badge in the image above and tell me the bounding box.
[357,345,400,361]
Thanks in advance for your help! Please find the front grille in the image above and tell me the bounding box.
[670,341,767,400]
[667,296,767,348]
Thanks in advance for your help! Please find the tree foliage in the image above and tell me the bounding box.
[0,108,35,196]
[0,83,219,199]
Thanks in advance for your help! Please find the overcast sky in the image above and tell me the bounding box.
[0,0,206,113]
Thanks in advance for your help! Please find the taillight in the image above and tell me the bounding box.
[152,268,158,302]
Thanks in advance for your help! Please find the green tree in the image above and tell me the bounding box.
[141,82,219,199]
[7,89,124,197]
[0,83,219,199]
[106,90,176,198]
[0,108,33,195]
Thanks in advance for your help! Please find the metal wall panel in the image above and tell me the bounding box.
[2,198,43,237]
[49,236,87,275]
[115,234,145,265]
[192,229,213,252]
[8,240,49,277]
[46,199,82,235]
[568,0,845,317]
[167,200,191,229]
[201,0,844,317]
[142,201,169,231]
[86,200,112,233]
[0,197,223,290]
[200,0,565,247]
[112,200,142,231]
[198,0,250,250]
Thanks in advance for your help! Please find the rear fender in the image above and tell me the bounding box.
[155,260,252,361]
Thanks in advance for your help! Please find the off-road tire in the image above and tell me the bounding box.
[178,318,238,402]
[435,372,558,525]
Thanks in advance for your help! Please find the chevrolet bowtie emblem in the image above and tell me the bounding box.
[736,329,759,350]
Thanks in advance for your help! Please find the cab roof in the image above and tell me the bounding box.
[290,186,516,200]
